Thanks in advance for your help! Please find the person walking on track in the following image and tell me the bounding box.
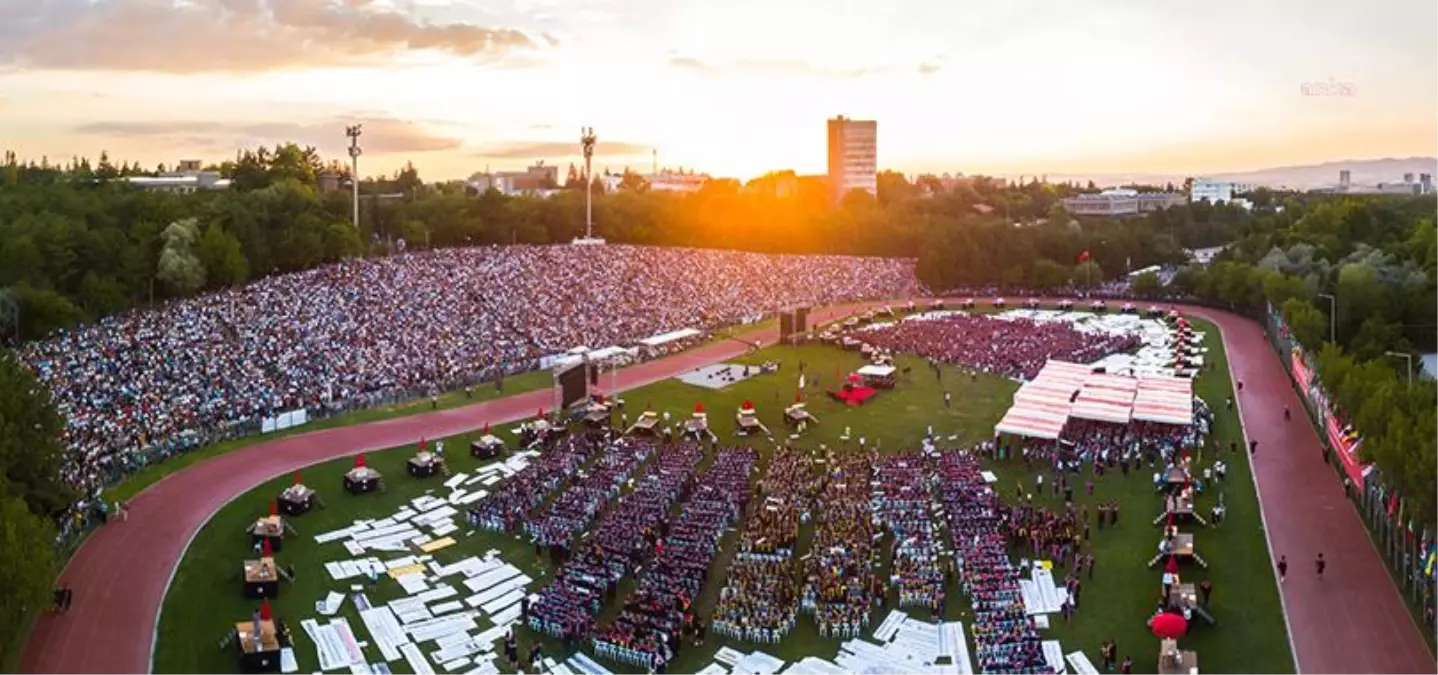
[1315,553,1326,580]
[1277,555,1288,583]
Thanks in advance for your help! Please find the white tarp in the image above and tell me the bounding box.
[856,364,896,377]
[262,408,309,434]
[638,328,701,347]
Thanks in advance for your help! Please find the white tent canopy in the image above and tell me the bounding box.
[857,364,897,377]
[638,328,701,347]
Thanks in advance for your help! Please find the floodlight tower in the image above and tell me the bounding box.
[580,126,597,239]
[346,124,363,230]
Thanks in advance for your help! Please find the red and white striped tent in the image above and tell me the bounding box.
[1069,398,1133,424]
[1132,376,1194,425]
[995,403,1068,439]
[1014,379,1079,405]
[1077,386,1136,405]
[1082,372,1139,393]
[1036,360,1093,384]
[1071,373,1137,424]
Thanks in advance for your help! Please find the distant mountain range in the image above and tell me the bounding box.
[1034,157,1438,191]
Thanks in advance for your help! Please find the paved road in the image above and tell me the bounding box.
[19,300,1433,674]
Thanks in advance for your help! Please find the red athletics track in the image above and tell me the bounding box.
[20,300,1434,674]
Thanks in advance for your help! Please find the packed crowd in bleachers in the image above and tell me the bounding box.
[593,447,758,672]
[801,452,877,639]
[872,453,946,612]
[472,436,596,533]
[856,314,1139,380]
[19,245,925,497]
[936,451,1052,674]
[528,442,704,643]
[526,438,653,547]
[712,446,816,643]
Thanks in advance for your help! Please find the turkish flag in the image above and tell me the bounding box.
[1078,250,1091,264]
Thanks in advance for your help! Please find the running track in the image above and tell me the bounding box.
[19,300,1434,674]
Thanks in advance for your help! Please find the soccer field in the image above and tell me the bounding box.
[154,319,1290,674]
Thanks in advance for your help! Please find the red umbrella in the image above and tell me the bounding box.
[742,400,754,410]
[1150,612,1187,639]
[292,472,302,486]
[354,454,366,469]
[268,501,277,518]
[1164,555,1179,574]
[262,538,274,558]
[482,422,490,435]
[694,402,705,414]
[260,598,272,622]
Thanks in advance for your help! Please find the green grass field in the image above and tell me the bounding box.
[155,319,1291,674]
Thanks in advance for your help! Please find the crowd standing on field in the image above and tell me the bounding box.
[858,314,1139,380]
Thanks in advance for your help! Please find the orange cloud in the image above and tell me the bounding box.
[0,0,552,73]
[471,141,652,160]
[70,117,464,155]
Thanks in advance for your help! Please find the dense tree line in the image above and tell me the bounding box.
[0,145,1253,339]
[1136,195,1437,525]
[0,351,65,659]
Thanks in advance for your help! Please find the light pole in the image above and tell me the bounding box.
[346,124,363,231]
[580,127,597,239]
[1384,351,1413,385]
[1317,293,1336,343]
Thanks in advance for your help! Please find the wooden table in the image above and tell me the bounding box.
[471,436,504,459]
[1171,533,1195,558]
[250,516,285,552]
[1167,582,1197,607]
[242,558,280,598]
[1157,648,1198,674]
[407,452,441,478]
[278,484,315,516]
[626,412,660,436]
[236,619,282,673]
[344,467,381,494]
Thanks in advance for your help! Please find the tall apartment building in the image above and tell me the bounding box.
[826,116,877,203]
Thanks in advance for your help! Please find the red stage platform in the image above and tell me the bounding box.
[831,385,878,406]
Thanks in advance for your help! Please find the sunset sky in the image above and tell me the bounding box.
[0,0,1434,182]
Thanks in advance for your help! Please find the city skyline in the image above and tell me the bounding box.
[0,0,1434,182]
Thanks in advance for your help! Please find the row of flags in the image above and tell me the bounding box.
[1385,491,1435,579]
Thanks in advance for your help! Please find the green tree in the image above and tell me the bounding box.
[1031,259,1071,289]
[0,350,69,512]
[1130,271,1163,298]
[157,218,205,295]
[1281,297,1327,349]
[1073,261,1104,288]
[195,224,249,289]
[618,169,650,193]
[0,487,58,662]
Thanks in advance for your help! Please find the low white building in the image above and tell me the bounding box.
[124,161,231,193]
[1190,178,1255,207]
